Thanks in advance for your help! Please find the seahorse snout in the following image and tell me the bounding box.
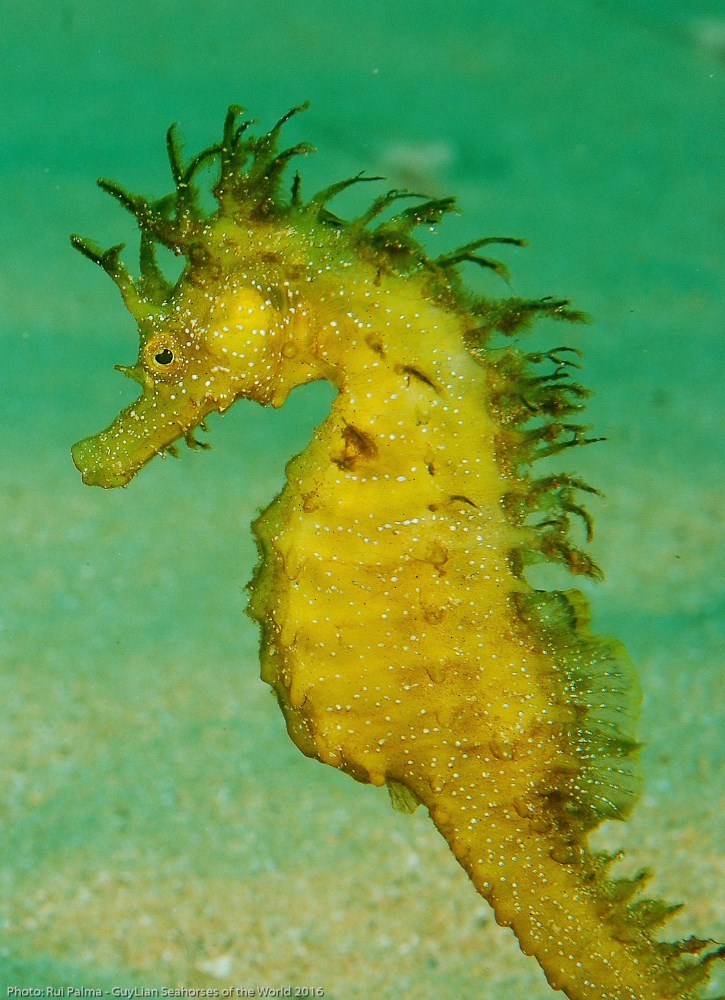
[71,388,201,488]
[71,435,135,488]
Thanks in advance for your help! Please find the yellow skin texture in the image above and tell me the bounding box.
[71,110,722,1000]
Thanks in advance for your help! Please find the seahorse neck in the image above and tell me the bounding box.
[306,270,470,386]
[299,269,514,526]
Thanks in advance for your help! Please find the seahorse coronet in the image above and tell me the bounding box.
[71,105,722,1000]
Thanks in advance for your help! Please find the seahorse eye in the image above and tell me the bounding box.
[154,348,174,365]
[143,332,185,377]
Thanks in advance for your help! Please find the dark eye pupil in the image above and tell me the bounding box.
[155,348,174,365]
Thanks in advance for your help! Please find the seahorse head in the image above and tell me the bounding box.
[71,250,317,488]
[71,105,331,489]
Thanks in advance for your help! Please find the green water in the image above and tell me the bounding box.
[1,2,723,997]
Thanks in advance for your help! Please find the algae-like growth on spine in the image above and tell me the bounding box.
[71,105,723,1000]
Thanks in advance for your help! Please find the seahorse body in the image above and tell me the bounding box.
[71,106,723,999]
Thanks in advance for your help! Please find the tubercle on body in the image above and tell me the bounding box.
[71,105,723,1000]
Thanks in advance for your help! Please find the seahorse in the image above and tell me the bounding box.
[71,105,723,1000]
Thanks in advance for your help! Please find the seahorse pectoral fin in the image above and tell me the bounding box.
[386,779,422,814]
[71,387,212,488]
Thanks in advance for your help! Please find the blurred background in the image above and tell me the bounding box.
[0,1,723,995]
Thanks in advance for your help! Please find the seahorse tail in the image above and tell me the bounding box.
[422,783,722,1000]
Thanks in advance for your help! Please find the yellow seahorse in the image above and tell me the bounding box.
[71,105,722,999]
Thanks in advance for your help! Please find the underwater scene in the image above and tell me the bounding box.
[1,1,723,998]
